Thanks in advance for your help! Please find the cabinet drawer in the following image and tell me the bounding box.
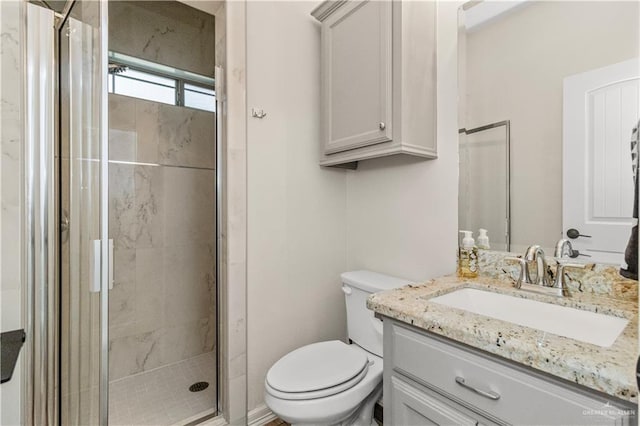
[389,373,500,426]
[389,322,632,426]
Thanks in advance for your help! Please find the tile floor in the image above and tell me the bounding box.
[109,352,216,425]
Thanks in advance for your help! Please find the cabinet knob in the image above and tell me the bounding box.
[379,122,386,131]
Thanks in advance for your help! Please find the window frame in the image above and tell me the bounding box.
[108,57,216,112]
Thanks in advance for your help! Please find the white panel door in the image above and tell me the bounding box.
[322,0,392,155]
[563,58,640,264]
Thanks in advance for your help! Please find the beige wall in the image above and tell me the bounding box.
[246,1,349,411]
[246,0,461,412]
[345,1,460,283]
[464,1,640,252]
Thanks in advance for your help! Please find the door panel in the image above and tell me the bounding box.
[59,1,109,424]
[322,0,392,154]
[563,58,640,264]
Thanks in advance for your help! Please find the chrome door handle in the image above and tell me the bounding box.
[455,376,500,400]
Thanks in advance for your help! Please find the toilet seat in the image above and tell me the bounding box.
[265,341,369,400]
[265,363,368,400]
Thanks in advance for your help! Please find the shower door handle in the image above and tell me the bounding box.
[90,239,114,292]
[109,239,114,290]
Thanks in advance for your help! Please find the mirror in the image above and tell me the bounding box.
[458,1,640,266]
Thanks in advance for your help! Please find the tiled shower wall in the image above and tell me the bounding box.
[108,94,216,380]
[109,1,215,77]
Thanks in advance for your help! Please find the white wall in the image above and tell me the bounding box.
[0,2,23,425]
[464,1,640,252]
[345,1,460,282]
[246,1,348,411]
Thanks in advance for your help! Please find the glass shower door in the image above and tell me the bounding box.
[59,1,109,425]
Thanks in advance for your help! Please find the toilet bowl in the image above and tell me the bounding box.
[264,271,412,426]
[264,341,383,426]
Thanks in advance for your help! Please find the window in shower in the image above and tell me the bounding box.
[107,56,216,112]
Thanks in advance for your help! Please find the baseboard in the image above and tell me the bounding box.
[247,404,277,426]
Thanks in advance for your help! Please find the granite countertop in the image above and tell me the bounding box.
[367,274,639,403]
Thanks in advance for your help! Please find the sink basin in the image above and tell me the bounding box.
[430,288,628,347]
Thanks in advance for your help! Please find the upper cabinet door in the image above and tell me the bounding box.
[322,0,392,154]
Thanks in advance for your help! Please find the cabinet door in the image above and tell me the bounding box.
[322,0,392,154]
[389,375,499,426]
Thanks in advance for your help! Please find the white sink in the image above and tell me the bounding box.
[430,288,628,347]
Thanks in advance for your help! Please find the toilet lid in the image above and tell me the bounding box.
[266,341,369,393]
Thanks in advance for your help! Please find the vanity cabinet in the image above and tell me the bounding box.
[311,0,437,167]
[384,319,636,426]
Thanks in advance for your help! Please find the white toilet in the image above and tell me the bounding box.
[264,270,412,426]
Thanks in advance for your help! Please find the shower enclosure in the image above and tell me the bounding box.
[56,0,222,424]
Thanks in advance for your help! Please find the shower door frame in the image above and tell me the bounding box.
[54,0,110,424]
[53,1,222,423]
[24,1,223,423]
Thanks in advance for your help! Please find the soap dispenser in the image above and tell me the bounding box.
[477,228,490,250]
[458,230,478,278]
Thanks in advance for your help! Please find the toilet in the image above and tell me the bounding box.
[264,270,412,425]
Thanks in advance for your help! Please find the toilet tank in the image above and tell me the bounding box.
[341,271,412,357]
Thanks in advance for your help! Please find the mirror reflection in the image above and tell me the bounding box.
[458,1,640,269]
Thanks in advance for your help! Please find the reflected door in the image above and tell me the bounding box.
[59,1,109,425]
[563,58,640,264]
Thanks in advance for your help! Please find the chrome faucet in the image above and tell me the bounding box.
[506,243,581,297]
[554,239,574,258]
[524,245,550,287]
[552,239,586,296]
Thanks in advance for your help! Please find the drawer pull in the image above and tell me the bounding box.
[455,376,500,401]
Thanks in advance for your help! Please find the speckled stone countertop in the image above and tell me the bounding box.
[367,274,639,403]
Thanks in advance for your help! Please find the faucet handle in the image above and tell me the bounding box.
[553,261,586,293]
[554,239,573,258]
[505,257,526,288]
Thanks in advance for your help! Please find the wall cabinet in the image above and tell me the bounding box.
[384,319,636,426]
[312,0,437,167]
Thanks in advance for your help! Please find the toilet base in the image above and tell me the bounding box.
[289,384,382,426]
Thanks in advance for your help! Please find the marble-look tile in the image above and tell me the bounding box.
[160,321,213,366]
[163,242,215,327]
[109,248,136,327]
[109,330,164,381]
[109,94,136,131]
[109,1,215,77]
[109,128,137,163]
[158,103,216,169]
[135,98,160,164]
[109,163,164,249]
[163,167,215,246]
[109,94,215,169]
[134,247,165,334]
[109,95,137,162]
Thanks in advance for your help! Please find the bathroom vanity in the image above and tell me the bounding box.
[369,275,638,425]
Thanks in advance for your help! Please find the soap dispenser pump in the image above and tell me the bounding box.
[477,228,490,250]
[458,230,478,278]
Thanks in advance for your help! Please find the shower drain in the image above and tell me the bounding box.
[189,381,209,392]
